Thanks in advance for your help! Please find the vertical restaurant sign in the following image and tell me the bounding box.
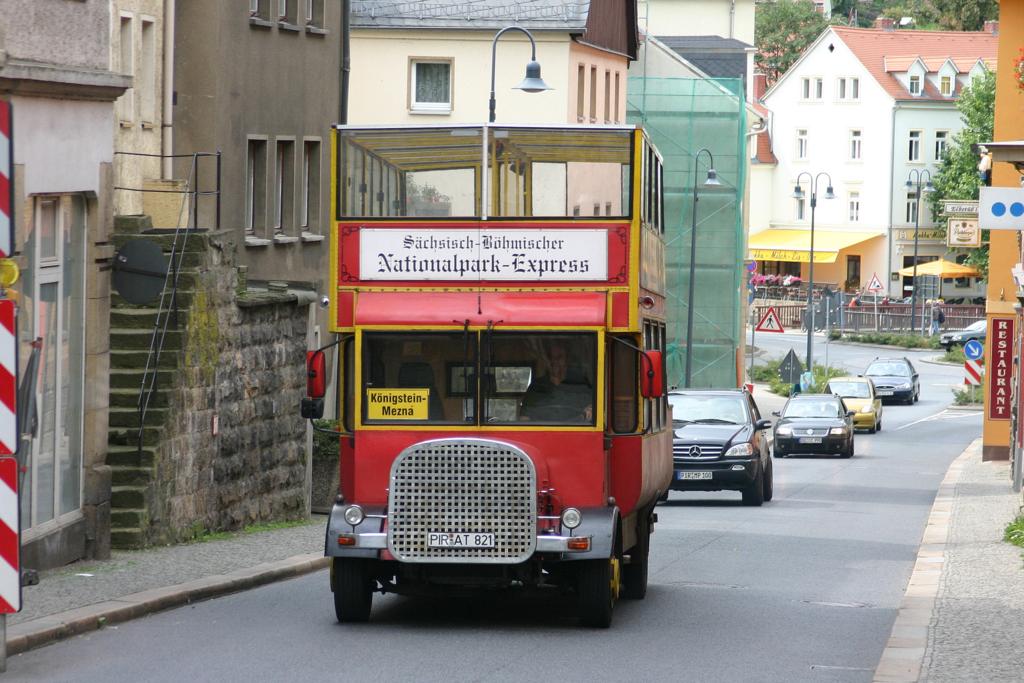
[358,228,608,281]
[989,317,1014,420]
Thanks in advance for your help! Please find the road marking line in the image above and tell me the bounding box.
[893,409,979,431]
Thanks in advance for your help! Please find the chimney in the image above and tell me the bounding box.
[874,17,896,31]
[984,20,999,35]
[753,72,768,101]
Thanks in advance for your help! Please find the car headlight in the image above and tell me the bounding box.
[560,507,582,530]
[897,382,912,389]
[724,442,755,457]
[776,426,792,436]
[342,504,365,526]
[860,406,873,413]
[830,427,848,435]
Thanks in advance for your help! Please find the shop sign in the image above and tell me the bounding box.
[941,200,978,216]
[988,317,1014,420]
[947,218,981,248]
[359,228,608,281]
[896,228,944,242]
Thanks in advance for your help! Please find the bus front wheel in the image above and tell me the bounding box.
[332,557,374,623]
[577,557,618,628]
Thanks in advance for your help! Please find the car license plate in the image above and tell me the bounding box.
[878,390,893,396]
[678,471,712,480]
[427,532,495,549]
[800,437,822,444]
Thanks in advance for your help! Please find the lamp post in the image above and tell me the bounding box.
[488,26,551,123]
[684,149,721,388]
[792,172,835,373]
[905,169,934,334]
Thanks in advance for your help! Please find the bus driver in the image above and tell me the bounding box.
[520,341,594,423]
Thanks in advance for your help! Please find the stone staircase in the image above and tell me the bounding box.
[107,218,207,548]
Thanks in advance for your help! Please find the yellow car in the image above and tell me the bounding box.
[825,377,883,433]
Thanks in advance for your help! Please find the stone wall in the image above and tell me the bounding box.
[145,235,309,544]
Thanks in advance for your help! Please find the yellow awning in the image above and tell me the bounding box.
[897,258,980,278]
[748,229,882,263]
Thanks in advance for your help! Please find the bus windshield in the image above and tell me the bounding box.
[361,331,596,426]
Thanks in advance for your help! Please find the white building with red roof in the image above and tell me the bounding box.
[751,21,997,301]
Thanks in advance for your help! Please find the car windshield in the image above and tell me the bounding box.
[827,381,871,398]
[782,399,842,418]
[866,362,910,377]
[668,395,748,425]
[965,320,986,332]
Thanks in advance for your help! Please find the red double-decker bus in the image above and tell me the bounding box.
[303,124,672,627]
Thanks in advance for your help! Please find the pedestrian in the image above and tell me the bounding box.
[930,302,944,336]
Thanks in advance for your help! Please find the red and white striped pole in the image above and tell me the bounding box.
[964,357,983,386]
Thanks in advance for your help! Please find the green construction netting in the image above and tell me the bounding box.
[628,77,747,389]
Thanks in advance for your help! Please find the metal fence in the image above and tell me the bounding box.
[752,302,985,335]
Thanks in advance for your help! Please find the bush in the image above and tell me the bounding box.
[941,346,966,364]
[752,361,847,397]
[833,332,942,349]
[313,419,342,460]
[1004,516,1024,549]
[951,385,983,406]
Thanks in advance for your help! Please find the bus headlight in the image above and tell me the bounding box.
[343,504,365,526]
[561,507,582,530]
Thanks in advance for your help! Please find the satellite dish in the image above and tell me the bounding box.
[112,239,169,305]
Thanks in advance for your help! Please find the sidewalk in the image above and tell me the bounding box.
[5,517,328,655]
[875,439,1024,682]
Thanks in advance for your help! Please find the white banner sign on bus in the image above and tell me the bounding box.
[359,228,609,281]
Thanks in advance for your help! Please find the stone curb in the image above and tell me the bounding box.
[4,553,329,656]
[872,438,979,683]
[945,404,983,412]
[918,356,960,367]
[825,339,941,353]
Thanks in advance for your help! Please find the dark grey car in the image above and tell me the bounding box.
[772,394,856,458]
[864,357,920,404]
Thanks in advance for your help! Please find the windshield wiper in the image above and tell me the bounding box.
[691,418,739,424]
[673,419,693,425]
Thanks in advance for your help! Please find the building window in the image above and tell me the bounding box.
[814,77,823,99]
[797,129,808,160]
[278,0,296,23]
[909,74,921,95]
[801,78,810,100]
[838,77,859,100]
[301,140,321,232]
[796,196,806,220]
[589,66,597,122]
[250,0,266,17]
[906,192,918,223]
[846,255,861,288]
[576,65,585,122]
[614,72,620,123]
[246,138,268,235]
[603,70,611,123]
[935,131,948,160]
[940,75,952,96]
[848,191,860,222]
[605,201,612,216]
[849,129,861,160]
[21,195,87,531]
[139,19,157,124]
[117,15,134,123]
[908,130,921,162]
[275,139,295,235]
[410,59,452,113]
[305,0,324,26]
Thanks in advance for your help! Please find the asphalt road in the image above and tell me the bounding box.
[11,339,981,683]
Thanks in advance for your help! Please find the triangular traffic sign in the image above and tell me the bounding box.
[755,307,785,333]
[866,272,884,292]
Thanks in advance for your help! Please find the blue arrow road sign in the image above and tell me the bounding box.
[963,339,984,361]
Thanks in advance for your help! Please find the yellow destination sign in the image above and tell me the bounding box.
[366,389,430,420]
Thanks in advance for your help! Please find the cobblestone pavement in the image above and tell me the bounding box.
[10,516,326,626]
[920,458,1024,682]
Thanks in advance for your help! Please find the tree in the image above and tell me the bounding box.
[932,0,998,31]
[755,1,829,87]
[927,70,996,279]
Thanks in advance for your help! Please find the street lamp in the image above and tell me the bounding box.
[684,148,721,388]
[905,169,935,334]
[488,26,551,123]
[792,172,835,373]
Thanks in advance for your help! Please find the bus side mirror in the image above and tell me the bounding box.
[641,351,665,398]
[307,350,326,398]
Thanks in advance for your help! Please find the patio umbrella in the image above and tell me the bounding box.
[897,258,980,278]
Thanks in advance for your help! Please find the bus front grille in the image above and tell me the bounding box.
[387,438,537,564]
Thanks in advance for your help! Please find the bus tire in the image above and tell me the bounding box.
[332,557,374,623]
[577,558,616,628]
[621,512,651,600]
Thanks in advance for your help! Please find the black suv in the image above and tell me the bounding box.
[864,357,920,404]
[665,389,773,506]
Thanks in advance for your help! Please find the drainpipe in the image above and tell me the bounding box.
[340,0,350,124]
[729,0,736,39]
[161,0,175,179]
[887,103,899,300]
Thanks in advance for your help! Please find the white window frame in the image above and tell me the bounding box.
[796,196,806,221]
[814,77,823,100]
[117,13,135,124]
[796,129,808,160]
[935,130,949,160]
[409,58,453,114]
[908,130,921,162]
[837,77,859,101]
[909,74,921,95]
[300,137,322,233]
[848,192,860,222]
[906,192,919,223]
[849,129,862,160]
[940,75,952,96]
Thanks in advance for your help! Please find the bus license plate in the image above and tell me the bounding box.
[678,471,712,480]
[428,532,495,549]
